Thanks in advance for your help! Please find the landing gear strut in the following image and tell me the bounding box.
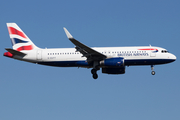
[151,65,155,75]
[91,61,99,79]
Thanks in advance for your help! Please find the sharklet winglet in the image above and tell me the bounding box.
[63,27,73,39]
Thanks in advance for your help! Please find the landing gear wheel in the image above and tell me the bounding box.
[91,69,97,74]
[93,73,98,79]
[151,71,155,75]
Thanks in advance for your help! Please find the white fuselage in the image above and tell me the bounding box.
[18,46,176,68]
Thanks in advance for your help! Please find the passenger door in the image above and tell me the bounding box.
[37,50,42,60]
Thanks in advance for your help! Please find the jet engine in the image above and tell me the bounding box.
[100,57,124,67]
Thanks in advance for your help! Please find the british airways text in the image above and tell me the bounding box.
[118,53,149,57]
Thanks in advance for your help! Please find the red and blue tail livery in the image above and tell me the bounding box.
[6,23,39,51]
[4,23,176,79]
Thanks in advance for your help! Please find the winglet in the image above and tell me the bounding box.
[63,27,73,39]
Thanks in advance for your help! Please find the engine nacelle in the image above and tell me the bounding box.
[102,67,125,74]
[100,57,124,67]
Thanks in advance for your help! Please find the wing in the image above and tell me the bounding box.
[63,28,107,62]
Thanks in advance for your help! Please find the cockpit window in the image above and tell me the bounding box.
[161,50,169,53]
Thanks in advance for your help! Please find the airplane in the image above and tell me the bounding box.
[4,23,176,79]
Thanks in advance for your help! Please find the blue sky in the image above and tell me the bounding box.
[0,0,180,120]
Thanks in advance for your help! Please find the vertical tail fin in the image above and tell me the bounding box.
[6,23,39,51]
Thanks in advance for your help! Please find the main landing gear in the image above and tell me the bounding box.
[91,61,99,79]
[151,65,155,75]
[91,69,98,79]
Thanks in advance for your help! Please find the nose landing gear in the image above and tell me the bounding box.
[151,71,155,75]
[151,65,155,75]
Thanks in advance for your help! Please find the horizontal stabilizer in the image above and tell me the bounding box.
[5,48,26,56]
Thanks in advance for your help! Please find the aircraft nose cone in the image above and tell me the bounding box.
[170,54,176,61]
[173,54,176,60]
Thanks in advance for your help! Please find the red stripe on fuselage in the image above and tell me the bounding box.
[8,27,27,39]
[138,48,158,51]
[16,45,33,51]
